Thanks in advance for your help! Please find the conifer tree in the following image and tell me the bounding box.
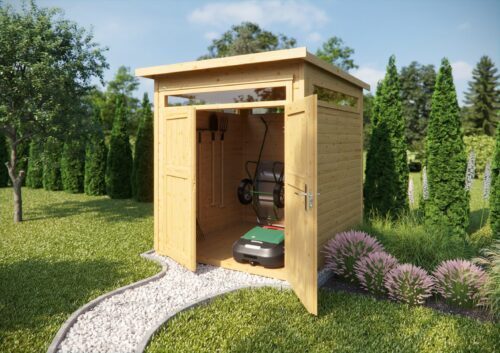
[490,125,500,237]
[464,56,499,136]
[364,56,408,216]
[425,58,469,235]
[42,137,63,191]
[0,134,9,187]
[61,139,85,193]
[132,93,154,202]
[26,139,43,188]
[106,97,133,198]
[84,108,107,196]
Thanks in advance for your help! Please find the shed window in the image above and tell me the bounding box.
[313,85,358,108]
[167,86,286,106]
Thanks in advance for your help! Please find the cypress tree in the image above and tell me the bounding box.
[363,56,408,217]
[43,137,63,191]
[132,93,154,202]
[84,108,107,196]
[463,56,499,136]
[26,139,43,188]
[0,134,9,187]
[61,139,85,193]
[106,97,133,198]
[425,58,469,235]
[490,126,500,237]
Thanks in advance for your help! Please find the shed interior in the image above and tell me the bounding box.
[195,108,287,280]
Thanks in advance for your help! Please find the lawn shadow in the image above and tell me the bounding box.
[0,258,122,334]
[468,207,490,234]
[32,197,152,223]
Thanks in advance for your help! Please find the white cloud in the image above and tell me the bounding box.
[458,21,471,31]
[204,31,219,41]
[307,32,322,43]
[351,66,385,92]
[451,61,473,81]
[188,1,328,30]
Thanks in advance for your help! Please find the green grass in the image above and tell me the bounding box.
[0,188,159,353]
[145,288,499,353]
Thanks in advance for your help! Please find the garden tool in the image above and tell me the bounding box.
[196,130,205,239]
[209,113,218,206]
[219,116,228,207]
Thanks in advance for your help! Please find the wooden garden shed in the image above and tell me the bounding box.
[136,47,369,314]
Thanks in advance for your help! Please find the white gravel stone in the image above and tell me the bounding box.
[56,252,287,353]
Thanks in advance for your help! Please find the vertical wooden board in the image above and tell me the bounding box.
[153,82,160,252]
[285,95,318,315]
[159,106,197,271]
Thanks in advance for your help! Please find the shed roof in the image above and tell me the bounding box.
[135,47,369,90]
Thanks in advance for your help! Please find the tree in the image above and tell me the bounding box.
[315,36,358,71]
[490,125,500,237]
[464,56,499,136]
[61,139,85,193]
[399,62,436,147]
[425,58,469,235]
[42,137,62,191]
[364,56,408,217]
[0,134,8,187]
[0,1,107,221]
[84,106,107,196]
[26,139,43,188]
[362,93,374,146]
[199,22,296,59]
[106,97,133,198]
[132,93,154,202]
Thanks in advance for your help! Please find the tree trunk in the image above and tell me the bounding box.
[5,139,25,223]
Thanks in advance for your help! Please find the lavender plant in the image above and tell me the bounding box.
[483,161,492,200]
[355,251,399,296]
[465,149,476,191]
[433,259,488,308]
[384,264,434,305]
[324,230,384,282]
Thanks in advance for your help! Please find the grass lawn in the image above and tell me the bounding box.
[0,188,159,353]
[145,288,499,353]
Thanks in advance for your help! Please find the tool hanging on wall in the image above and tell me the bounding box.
[218,116,228,208]
[196,130,205,239]
[209,113,218,207]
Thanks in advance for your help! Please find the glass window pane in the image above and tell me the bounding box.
[313,85,358,108]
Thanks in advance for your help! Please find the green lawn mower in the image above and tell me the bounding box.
[233,116,285,268]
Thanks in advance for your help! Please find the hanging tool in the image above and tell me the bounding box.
[219,115,228,207]
[196,130,205,240]
[209,113,218,206]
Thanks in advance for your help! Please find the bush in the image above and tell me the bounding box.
[0,134,9,187]
[61,139,85,193]
[433,259,487,308]
[355,251,399,296]
[490,127,500,237]
[84,116,107,196]
[26,139,43,188]
[464,135,495,178]
[324,230,383,282]
[474,241,500,318]
[42,137,62,191]
[385,264,434,305]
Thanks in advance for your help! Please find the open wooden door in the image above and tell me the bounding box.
[285,95,318,315]
[159,105,197,271]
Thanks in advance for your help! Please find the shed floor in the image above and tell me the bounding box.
[197,222,287,281]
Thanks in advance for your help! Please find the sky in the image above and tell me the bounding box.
[24,0,500,104]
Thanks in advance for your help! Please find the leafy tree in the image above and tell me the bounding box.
[106,97,133,198]
[26,139,43,188]
[315,36,358,71]
[399,62,436,147]
[42,137,62,191]
[132,93,154,202]
[0,134,8,187]
[464,56,499,136]
[364,56,408,217]
[362,93,374,146]
[0,1,107,221]
[425,58,469,235]
[61,139,85,193]
[84,107,107,196]
[199,22,296,59]
[490,126,500,237]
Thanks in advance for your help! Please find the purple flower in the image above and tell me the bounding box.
[355,251,399,295]
[465,149,476,191]
[422,167,429,201]
[384,264,434,305]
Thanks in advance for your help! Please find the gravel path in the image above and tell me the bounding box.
[56,252,288,353]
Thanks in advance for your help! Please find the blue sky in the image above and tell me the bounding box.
[29,0,500,104]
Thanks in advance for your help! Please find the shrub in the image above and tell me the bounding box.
[324,230,383,282]
[474,241,500,318]
[433,259,488,308]
[84,115,107,196]
[26,139,43,188]
[355,251,399,296]
[385,264,434,305]
[490,126,500,237]
[42,137,62,191]
[0,134,9,187]
[61,139,85,193]
[464,135,495,178]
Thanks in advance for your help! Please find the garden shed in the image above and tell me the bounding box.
[136,47,369,314]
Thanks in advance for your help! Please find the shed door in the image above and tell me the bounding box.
[161,105,197,271]
[285,95,318,315]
